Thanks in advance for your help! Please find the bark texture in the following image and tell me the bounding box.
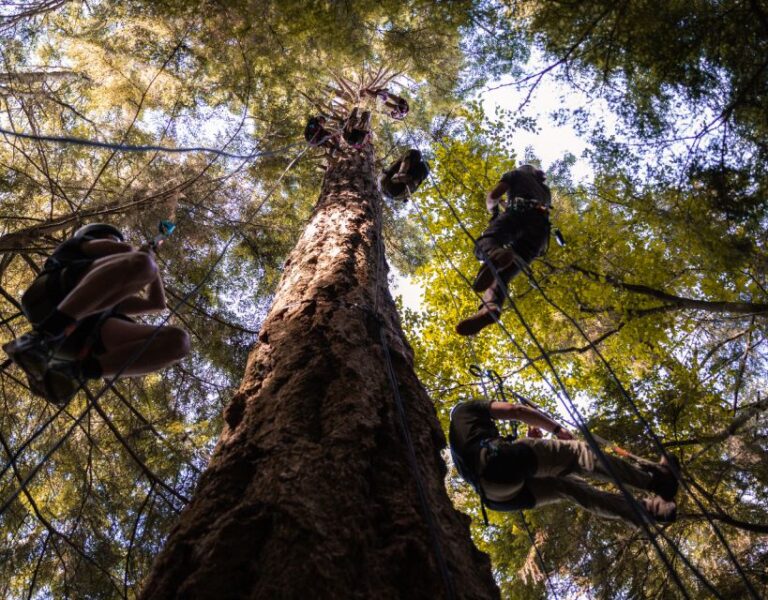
[140,145,498,599]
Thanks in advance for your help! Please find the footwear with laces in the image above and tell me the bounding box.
[456,304,501,336]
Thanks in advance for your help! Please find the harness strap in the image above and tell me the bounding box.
[508,196,550,213]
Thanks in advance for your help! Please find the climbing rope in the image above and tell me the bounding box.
[0,129,307,529]
[408,188,708,599]
[420,132,758,598]
[0,126,303,161]
[371,170,456,600]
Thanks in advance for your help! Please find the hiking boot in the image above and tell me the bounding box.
[472,248,521,293]
[3,332,60,382]
[646,454,680,501]
[456,304,501,336]
[35,361,82,406]
[643,496,677,523]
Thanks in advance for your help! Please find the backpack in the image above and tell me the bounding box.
[451,436,535,524]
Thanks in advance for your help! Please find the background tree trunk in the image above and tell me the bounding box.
[140,145,498,599]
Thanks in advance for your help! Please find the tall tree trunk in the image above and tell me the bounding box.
[140,145,498,599]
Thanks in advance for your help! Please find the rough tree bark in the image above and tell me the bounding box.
[140,144,499,599]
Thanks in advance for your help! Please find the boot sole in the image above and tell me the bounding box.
[4,341,49,382]
[456,310,500,336]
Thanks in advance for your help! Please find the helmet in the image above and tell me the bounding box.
[73,223,124,241]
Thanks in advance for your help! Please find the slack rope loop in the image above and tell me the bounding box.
[0,127,302,160]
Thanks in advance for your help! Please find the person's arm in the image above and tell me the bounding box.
[80,239,134,257]
[489,402,574,439]
[486,180,509,214]
[383,159,401,179]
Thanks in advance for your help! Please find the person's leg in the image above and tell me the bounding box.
[456,212,535,335]
[321,133,339,156]
[518,438,653,491]
[4,252,159,377]
[482,264,518,309]
[344,107,359,140]
[473,208,524,262]
[472,209,541,293]
[95,318,190,377]
[57,252,158,322]
[397,153,412,175]
[392,153,414,184]
[528,476,650,526]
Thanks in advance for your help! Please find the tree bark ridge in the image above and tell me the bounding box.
[140,145,498,599]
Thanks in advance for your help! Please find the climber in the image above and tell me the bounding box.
[456,164,551,336]
[3,223,190,404]
[379,149,430,201]
[363,87,409,120]
[343,107,372,148]
[304,115,340,156]
[449,400,680,526]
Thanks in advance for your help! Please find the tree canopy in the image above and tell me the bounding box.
[0,1,766,598]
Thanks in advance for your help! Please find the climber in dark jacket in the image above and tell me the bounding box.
[456,165,552,336]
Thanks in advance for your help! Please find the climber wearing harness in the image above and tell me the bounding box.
[379,149,430,201]
[456,164,551,336]
[449,400,680,525]
[304,115,340,156]
[343,107,372,148]
[3,223,190,403]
